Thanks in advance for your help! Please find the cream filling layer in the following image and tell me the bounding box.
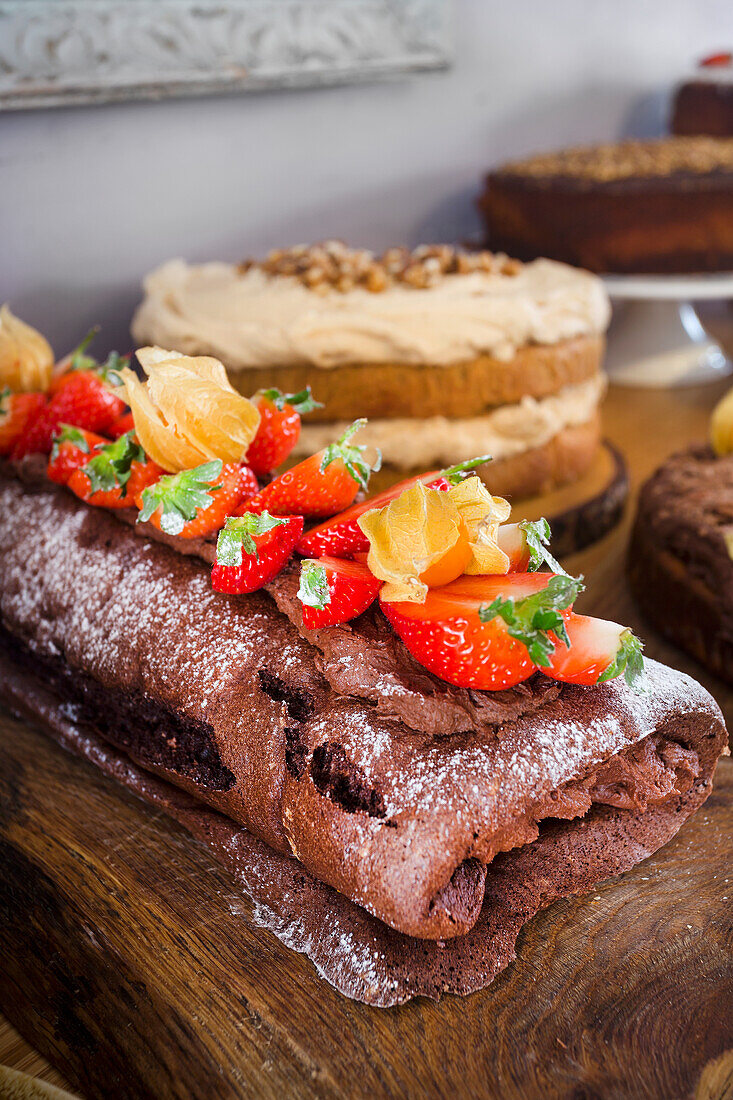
[293,375,606,469]
[131,258,610,371]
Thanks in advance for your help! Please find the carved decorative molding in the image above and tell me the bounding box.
[0,0,452,110]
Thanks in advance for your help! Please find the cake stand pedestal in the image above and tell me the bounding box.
[603,272,733,386]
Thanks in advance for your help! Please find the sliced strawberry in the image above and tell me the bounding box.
[12,371,126,458]
[136,460,255,538]
[47,425,108,484]
[109,410,135,438]
[296,455,491,558]
[497,518,567,574]
[244,419,381,519]
[381,572,583,690]
[0,389,47,456]
[211,512,304,594]
[297,556,383,628]
[245,387,322,476]
[545,614,645,690]
[67,432,162,509]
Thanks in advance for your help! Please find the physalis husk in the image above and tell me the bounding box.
[116,346,261,473]
[0,304,54,393]
[711,387,733,457]
[358,476,511,603]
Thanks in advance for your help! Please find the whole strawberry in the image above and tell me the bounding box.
[246,387,322,476]
[211,512,304,593]
[47,425,109,484]
[12,329,128,458]
[245,419,381,519]
[297,556,383,628]
[0,388,47,456]
[136,461,258,538]
[11,372,125,458]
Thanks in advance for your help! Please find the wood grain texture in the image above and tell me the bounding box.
[0,1017,77,1095]
[0,716,730,1100]
[2,378,733,1099]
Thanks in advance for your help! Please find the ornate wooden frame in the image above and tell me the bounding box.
[0,0,452,110]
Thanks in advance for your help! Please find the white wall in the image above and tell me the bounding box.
[2,0,731,356]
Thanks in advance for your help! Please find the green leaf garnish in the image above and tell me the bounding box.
[439,455,493,485]
[520,518,568,576]
[138,459,223,535]
[297,560,331,610]
[0,386,13,415]
[258,386,324,415]
[50,423,91,463]
[598,629,646,693]
[81,431,145,494]
[479,574,585,667]
[216,511,287,567]
[320,418,381,492]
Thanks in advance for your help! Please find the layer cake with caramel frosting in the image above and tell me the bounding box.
[132,243,610,500]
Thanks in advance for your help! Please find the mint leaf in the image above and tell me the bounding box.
[439,455,493,485]
[50,423,90,463]
[259,386,323,414]
[82,431,145,494]
[138,459,223,535]
[216,511,287,566]
[479,574,584,667]
[320,418,381,491]
[520,518,568,576]
[0,386,11,414]
[598,629,646,693]
[297,561,331,610]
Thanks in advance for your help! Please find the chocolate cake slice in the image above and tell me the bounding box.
[630,444,733,683]
[0,468,727,959]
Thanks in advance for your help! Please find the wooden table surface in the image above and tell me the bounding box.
[2,378,733,1100]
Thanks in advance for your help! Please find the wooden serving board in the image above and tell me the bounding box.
[1,715,731,1100]
[2,380,733,1099]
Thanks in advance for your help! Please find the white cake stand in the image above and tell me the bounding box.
[602,273,733,387]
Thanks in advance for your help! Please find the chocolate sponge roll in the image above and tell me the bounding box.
[0,470,727,940]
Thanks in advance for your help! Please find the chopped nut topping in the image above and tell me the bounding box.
[237,241,522,293]
[495,136,733,183]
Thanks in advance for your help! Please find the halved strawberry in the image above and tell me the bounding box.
[245,387,323,476]
[47,425,108,484]
[297,556,383,628]
[497,518,567,574]
[67,432,162,509]
[109,410,135,438]
[381,572,583,690]
[136,460,257,538]
[296,456,491,558]
[0,389,47,456]
[545,614,645,690]
[211,512,304,594]
[244,420,381,519]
